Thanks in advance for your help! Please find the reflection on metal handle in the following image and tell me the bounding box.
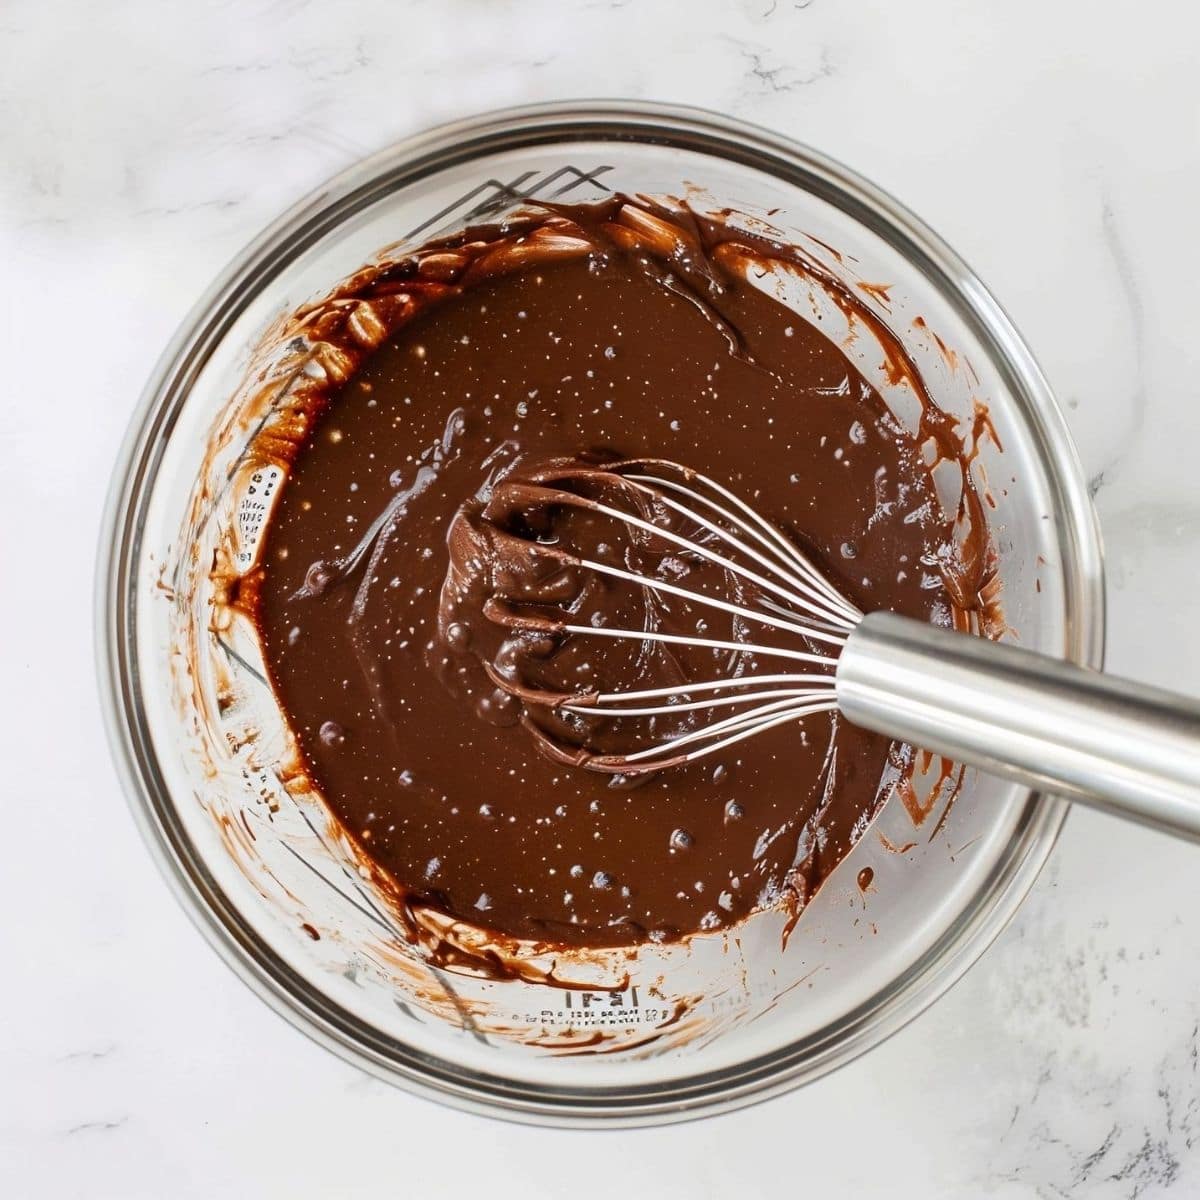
[837,611,1200,842]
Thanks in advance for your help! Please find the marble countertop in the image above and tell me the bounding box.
[4,0,1199,1195]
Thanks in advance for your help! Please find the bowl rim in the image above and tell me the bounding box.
[95,98,1105,1127]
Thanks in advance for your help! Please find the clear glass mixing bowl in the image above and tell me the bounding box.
[97,101,1104,1125]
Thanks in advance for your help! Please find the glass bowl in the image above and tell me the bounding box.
[97,101,1104,1126]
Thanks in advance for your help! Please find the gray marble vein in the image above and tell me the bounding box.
[1088,196,1149,499]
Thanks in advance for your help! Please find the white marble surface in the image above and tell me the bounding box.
[3,0,1200,1195]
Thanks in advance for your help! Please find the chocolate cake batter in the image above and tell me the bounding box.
[250,198,982,949]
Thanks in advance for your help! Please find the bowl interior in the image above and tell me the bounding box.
[104,105,1099,1124]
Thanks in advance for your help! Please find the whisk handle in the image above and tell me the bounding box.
[837,611,1200,841]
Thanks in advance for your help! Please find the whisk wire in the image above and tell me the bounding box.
[622,470,860,627]
[577,672,832,703]
[573,554,849,647]
[558,622,838,666]
[592,697,840,769]
[564,491,852,633]
[563,687,833,719]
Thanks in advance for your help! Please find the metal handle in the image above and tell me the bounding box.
[837,611,1200,841]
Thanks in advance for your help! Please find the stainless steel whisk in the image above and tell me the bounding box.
[490,459,1200,841]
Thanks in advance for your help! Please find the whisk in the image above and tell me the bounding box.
[483,458,1200,841]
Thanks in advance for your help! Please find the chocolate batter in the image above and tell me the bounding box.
[439,455,845,774]
[250,198,980,949]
